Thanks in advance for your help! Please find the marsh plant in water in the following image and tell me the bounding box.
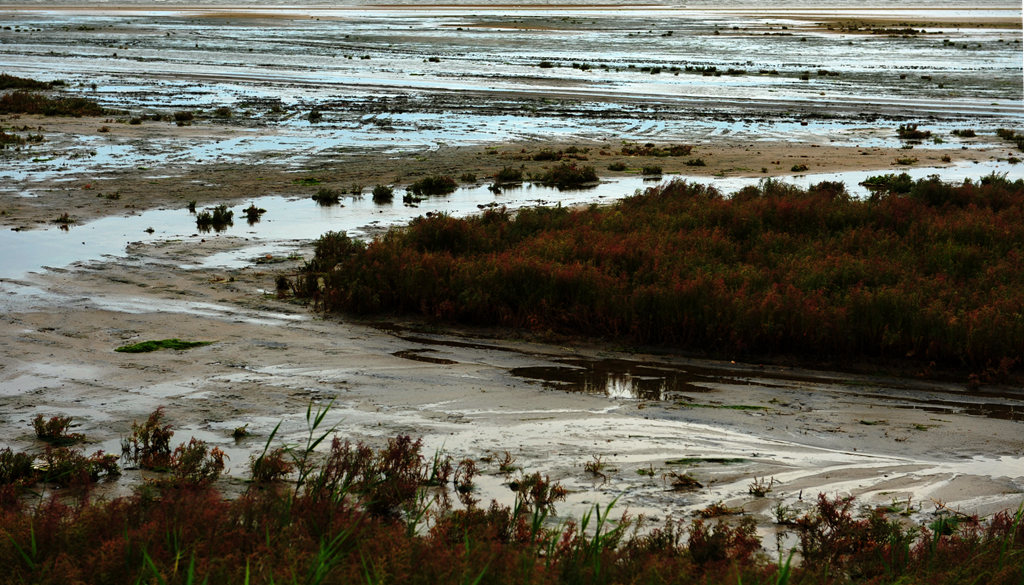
[195,205,233,232]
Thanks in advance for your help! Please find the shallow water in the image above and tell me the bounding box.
[0,2,1020,179]
[2,159,1021,279]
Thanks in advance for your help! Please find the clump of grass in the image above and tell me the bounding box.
[894,156,918,165]
[951,128,976,138]
[121,407,174,470]
[166,438,226,487]
[665,471,703,491]
[231,424,249,440]
[494,166,523,185]
[860,172,914,195]
[897,123,931,140]
[583,455,607,479]
[408,175,458,196]
[535,163,599,189]
[372,184,394,203]
[37,446,120,486]
[311,187,341,205]
[698,501,744,518]
[250,446,293,482]
[791,163,809,172]
[52,212,74,225]
[607,161,627,171]
[747,476,776,497]
[497,450,518,475]
[0,447,36,485]
[114,339,212,353]
[243,203,266,224]
[459,172,477,183]
[195,204,233,231]
[32,414,84,445]
[685,158,706,167]
[508,471,567,514]
[641,165,663,176]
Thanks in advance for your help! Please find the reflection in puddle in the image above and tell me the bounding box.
[511,358,716,400]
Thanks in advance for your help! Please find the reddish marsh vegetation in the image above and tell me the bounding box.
[300,175,1024,377]
[2,405,1022,584]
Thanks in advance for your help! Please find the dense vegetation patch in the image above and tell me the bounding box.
[115,339,213,353]
[300,175,1024,376]
[534,163,599,190]
[408,175,458,196]
[0,90,105,117]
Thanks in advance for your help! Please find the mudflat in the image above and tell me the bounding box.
[1,2,1022,536]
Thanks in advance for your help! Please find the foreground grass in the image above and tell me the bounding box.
[1,405,1022,585]
[298,174,1024,378]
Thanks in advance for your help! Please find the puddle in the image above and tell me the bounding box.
[511,357,721,400]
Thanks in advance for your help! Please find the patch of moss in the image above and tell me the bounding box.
[115,339,213,353]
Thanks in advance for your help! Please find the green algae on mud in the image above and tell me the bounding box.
[114,339,213,353]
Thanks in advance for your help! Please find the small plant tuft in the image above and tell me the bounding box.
[121,407,174,470]
[32,415,84,445]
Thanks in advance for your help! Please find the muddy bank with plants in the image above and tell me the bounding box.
[2,414,1022,584]
[1,192,1023,532]
[3,108,1018,231]
[298,174,1024,380]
